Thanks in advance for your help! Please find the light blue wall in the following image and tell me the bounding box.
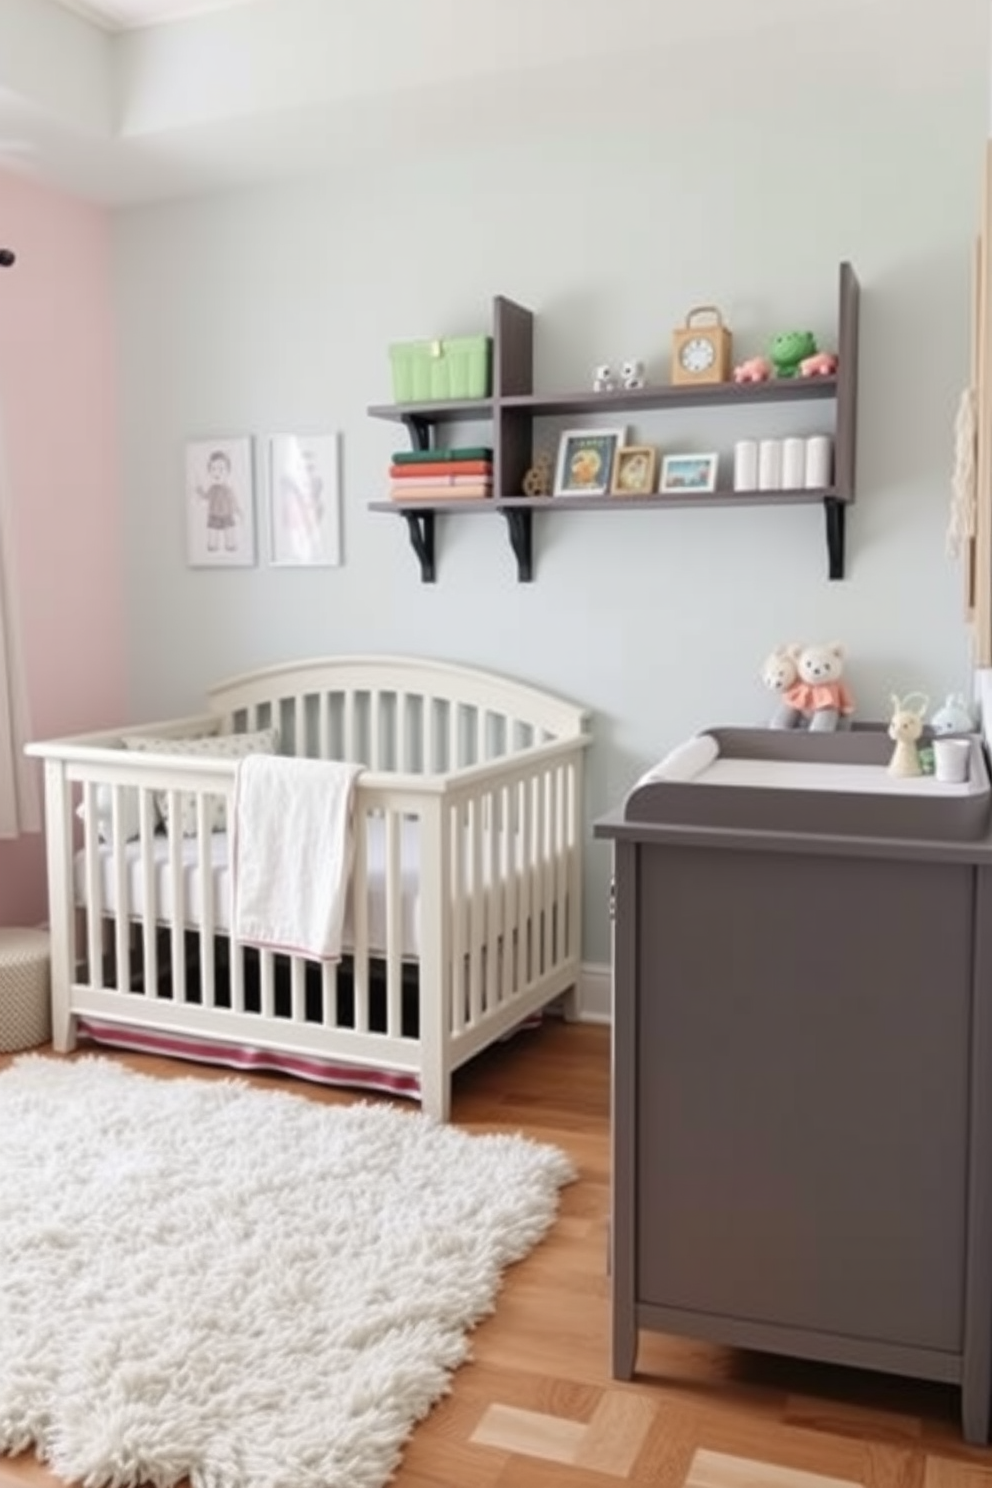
[113,14,987,962]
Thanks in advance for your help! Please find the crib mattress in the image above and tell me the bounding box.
[75,816,424,958]
[74,815,550,960]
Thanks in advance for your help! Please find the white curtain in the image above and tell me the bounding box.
[0,418,40,839]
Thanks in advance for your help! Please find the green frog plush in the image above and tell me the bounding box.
[769,330,817,378]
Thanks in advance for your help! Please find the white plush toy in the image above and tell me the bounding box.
[593,363,617,392]
[888,693,928,777]
[621,358,646,390]
[931,692,975,735]
[761,645,799,697]
[768,641,855,732]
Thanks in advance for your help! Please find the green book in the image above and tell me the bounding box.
[392,446,493,465]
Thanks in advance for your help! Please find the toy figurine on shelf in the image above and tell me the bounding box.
[733,356,772,384]
[522,451,553,497]
[931,693,975,735]
[769,330,818,379]
[621,359,646,390]
[593,364,617,393]
[799,351,838,377]
[887,693,928,778]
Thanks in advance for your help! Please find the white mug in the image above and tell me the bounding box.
[933,737,971,784]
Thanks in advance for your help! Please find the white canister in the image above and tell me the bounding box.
[805,435,833,489]
[933,737,971,785]
[733,440,759,491]
[782,437,806,490]
[758,439,783,491]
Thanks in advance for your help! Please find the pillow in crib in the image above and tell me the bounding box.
[121,727,280,835]
[75,784,143,844]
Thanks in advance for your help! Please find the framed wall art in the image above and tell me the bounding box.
[267,432,342,567]
[185,437,256,567]
[553,427,627,497]
[659,452,720,495]
[611,446,658,496]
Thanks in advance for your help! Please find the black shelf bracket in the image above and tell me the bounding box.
[402,510,436,583]
[401,414,432,452]
[502,508,533,582]
[824,497,846,581]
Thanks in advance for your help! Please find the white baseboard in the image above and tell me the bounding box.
[576,962,611,1024]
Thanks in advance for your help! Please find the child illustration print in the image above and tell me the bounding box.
[197,448,242,553]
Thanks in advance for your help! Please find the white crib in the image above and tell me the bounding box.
[27,655,590,1120]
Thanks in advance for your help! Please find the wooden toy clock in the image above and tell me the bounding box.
[671,306,733,386]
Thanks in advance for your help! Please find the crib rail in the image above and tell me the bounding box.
[207,654,588,773]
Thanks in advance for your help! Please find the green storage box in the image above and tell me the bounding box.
[389,335,492,403]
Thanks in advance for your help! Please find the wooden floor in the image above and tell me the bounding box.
[1,1021,991,1487]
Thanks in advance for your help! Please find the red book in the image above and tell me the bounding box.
[389,460,492,479]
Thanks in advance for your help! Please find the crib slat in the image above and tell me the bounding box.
[352,812,369,1033]
[385,810,402,1036]
[544,767,559,964]
[501,783,516,1003]
[290,953,305,1023]
[138,788,158,1000]
[79,783,102,991]
[318,692,331,761]
[196,796,215,1007]
[448,704,459,773]
[321,959,338,1028]
[111,786,130,993]
[539,768,552,977]
[260,949,275,1019]
[344,691,356,764]
[370,690,381,770]
[424,696,436,774]
[294,695,306,758]
[230,936,245,1015]
[516,776,532,990]
[486,787,499,1013]
[566,759,580,961]
[468,795,483,1026]
[553,763,567,965]
[396,693,408,773]
[166,790,186,1006]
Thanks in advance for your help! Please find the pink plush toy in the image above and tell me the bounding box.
[799,351,838,377]
[733,356,772,384]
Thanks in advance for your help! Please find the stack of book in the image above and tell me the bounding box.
[390,446,493,501]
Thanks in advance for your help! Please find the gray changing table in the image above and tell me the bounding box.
[594,727,992,1443]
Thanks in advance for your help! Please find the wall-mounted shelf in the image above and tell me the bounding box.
[368,265,859,583]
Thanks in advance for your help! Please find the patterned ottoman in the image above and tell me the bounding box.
[0,927,51,1052]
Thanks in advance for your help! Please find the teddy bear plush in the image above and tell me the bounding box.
[761,645,799,697]
[766,641,854,731]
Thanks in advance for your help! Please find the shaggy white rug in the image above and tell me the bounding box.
[0,1056,575,1488]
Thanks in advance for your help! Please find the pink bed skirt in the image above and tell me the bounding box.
[77,1018,422,1099]
[76,1012,543,1102]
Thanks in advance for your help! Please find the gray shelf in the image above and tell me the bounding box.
[368,265,859,583]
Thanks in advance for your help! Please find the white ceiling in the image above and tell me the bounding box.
[0,0,981,204]
[54,0,253,30]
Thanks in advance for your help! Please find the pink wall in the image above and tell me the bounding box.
[0,168,126,926]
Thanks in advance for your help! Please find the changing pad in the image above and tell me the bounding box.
[626,727,991,842]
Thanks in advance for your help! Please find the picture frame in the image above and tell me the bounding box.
[553,427,627,497]
[267,432,342,567]
[611,445,658,497]
[185,437,256,567]
[659,452,720,495]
